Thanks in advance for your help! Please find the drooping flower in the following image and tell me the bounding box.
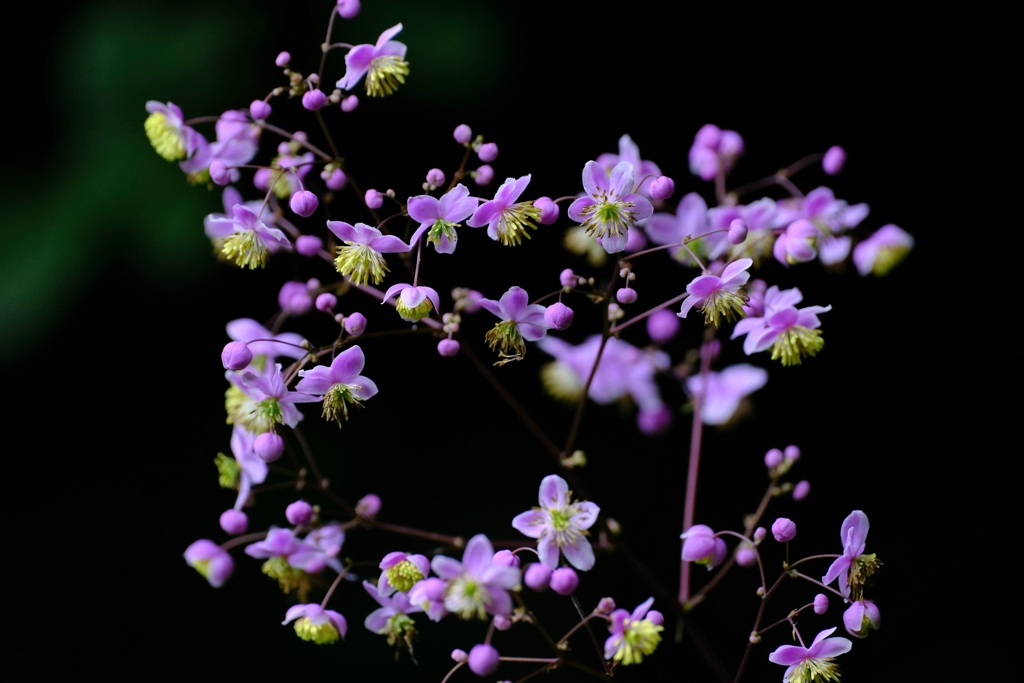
[183,539,234,588]
[283,603,348,644]
[327,220,419,286]
[244,527,318,599]
[511,474,600,571]
[821,510,881,600]
[767,627,852,683]
[680,524,728,570]
[479,286,549,364]
[362,580,423,651]
[852,224,914,277]
[336,23,410,97]
[144,100,201,162]
[688,123,744,181]
[430,534,521,620]
[842,599,881,638]
[466,174,542,246]
[179,109,259,185]
[731,286,831,366]
[603,597,664,666]
[381,283,441,322]
[376,551,431,596]
[205,203,292,269]
[294,345,379,426]
[677,258,752,328]
[568,160,653,254]
[407,183,478,254]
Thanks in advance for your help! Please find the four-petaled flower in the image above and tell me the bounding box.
[205,203,292,270]
[336,23,410,97]
[479,286,549,364]
[327,220,417,286]
[604,597,664,666]
[677,258,752,328]
[467,174,542,246]
[294,345,379,426]
[408,183,478,254]
[767,626,852,683]
[430,534,521,621]
[568,160,653,254]
[512,474,600,571]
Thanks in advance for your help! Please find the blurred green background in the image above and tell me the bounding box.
[6,1,1000,681]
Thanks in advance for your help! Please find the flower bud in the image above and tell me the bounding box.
[793,480,811,501]
[249,100,271,120]
[344,312,367,336]
[764,448,784,469]
[477,142,499,162]
[279,281,312,315]
[491,549,520,568]
[559,268,578,289]
[451,649,468,663]
[219,509,248,534]
[524,563,552,591]
[550,567,579,595]
[492,614,512,631]
[275,51,291,68]
[616,287,637,304]
[649,175,675,200]
[544,302,574,330]
[468,643,500,676]
[286,499,315,525]
[425,167,446,189]
[340,94,359,112]
[355,493,381,519]
[727,218,748,245]
[735,545,757,566]
[289,190,319,218]
[301,88,327,111]
[254,432,285,463]
[296,234,323,257]
[316,293,337,312]
[221,341,253,370]
[336,0,360,19]
[437,338,460,357]
[453,124,473,144]
[646,308,680,343]
[771,517,797,543]
[813,593,829,615]
[474,164,494,186]
[209,160,230,186]
[823,145,847,175]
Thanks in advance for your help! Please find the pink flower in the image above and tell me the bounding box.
[678,258,752,328]
[768,627,852,682]
[511,474,600,571]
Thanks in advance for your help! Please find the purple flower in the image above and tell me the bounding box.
[680,524,728,570]
[677,258,752,328]
[511,474,600,571]
[685,363,768,426]
[294,345,378,426]
[731,285,832,366]
[184,539,234,587]
[327,220,419,286]
[226,362,318,431]
[604,597,663,665]
[179,109,259,184]
[376,551,430,596]
[382,283,441,322]
[822,510,878,600]
[283,603,348,644]
[144,100,201,162]
[767,627,852,682]
[205,203,292,269]
[568,160,654,254]
[430,534,521,620]
[226,317,309,362]
[407,183,478,254]
[843,598,881,638]
[852,223,914,276]
[466,174,542,246]
[336,23,409,97]
[361,579,423,647]
[479,286,549,364]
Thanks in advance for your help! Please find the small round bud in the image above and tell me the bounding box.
[647,610,665,626]
[492,614,512,631]
[771,517,797,543]
[451,649,468,663]
[254,432,285,463]
[289,189,319,218]
[646,308,680,344]
[355,493,382,518]
[544,302,574,330]
[764,448,784,469]
[597,597,616,614]
[559,268,578,289]
[364,189,384,209]
[336,0,360,19]
[468,644,500,677]
[221,341,252,370]
[316,293,337,312]
[301,88,327,111]
[649,175,675,201]
[219,509,248,534]
[753,526,767,542]
[344,312,368,336]
[735,545,757,566]
[249,100,272,120]
[492,549,520,568]
[426,167,446,189]
[524,563,552,591]
[549,567,579,595]
[278,281,312,316]
[727,218,748,244]
[209,160,231,186]
[784,445,801,462]
[275,51,291,68]
[813,593,829,615]
[296,234,323,257]
[474,164,494,186]
[437,338,461,357]
[823,145,846,175]
[325,167,348,190]
[533,196,559,224]
[286,499,315,525]
[793,480,811,501]
[340,94,359,112]
[477,142,499,162]
[453,124,473,145]
[616,287,637,304]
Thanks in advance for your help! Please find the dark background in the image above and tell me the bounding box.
[7,1,1001,680]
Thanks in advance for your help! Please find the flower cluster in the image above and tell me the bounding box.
[152,2,910,680]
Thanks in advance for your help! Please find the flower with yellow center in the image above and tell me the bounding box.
[326,220,416,286]
[144,100,199,162]
[336,23,410,98]
[283,604,348,645]
[568,160,653,254]
[603,597,664,666]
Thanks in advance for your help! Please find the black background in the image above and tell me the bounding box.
[7,1,1003,680]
